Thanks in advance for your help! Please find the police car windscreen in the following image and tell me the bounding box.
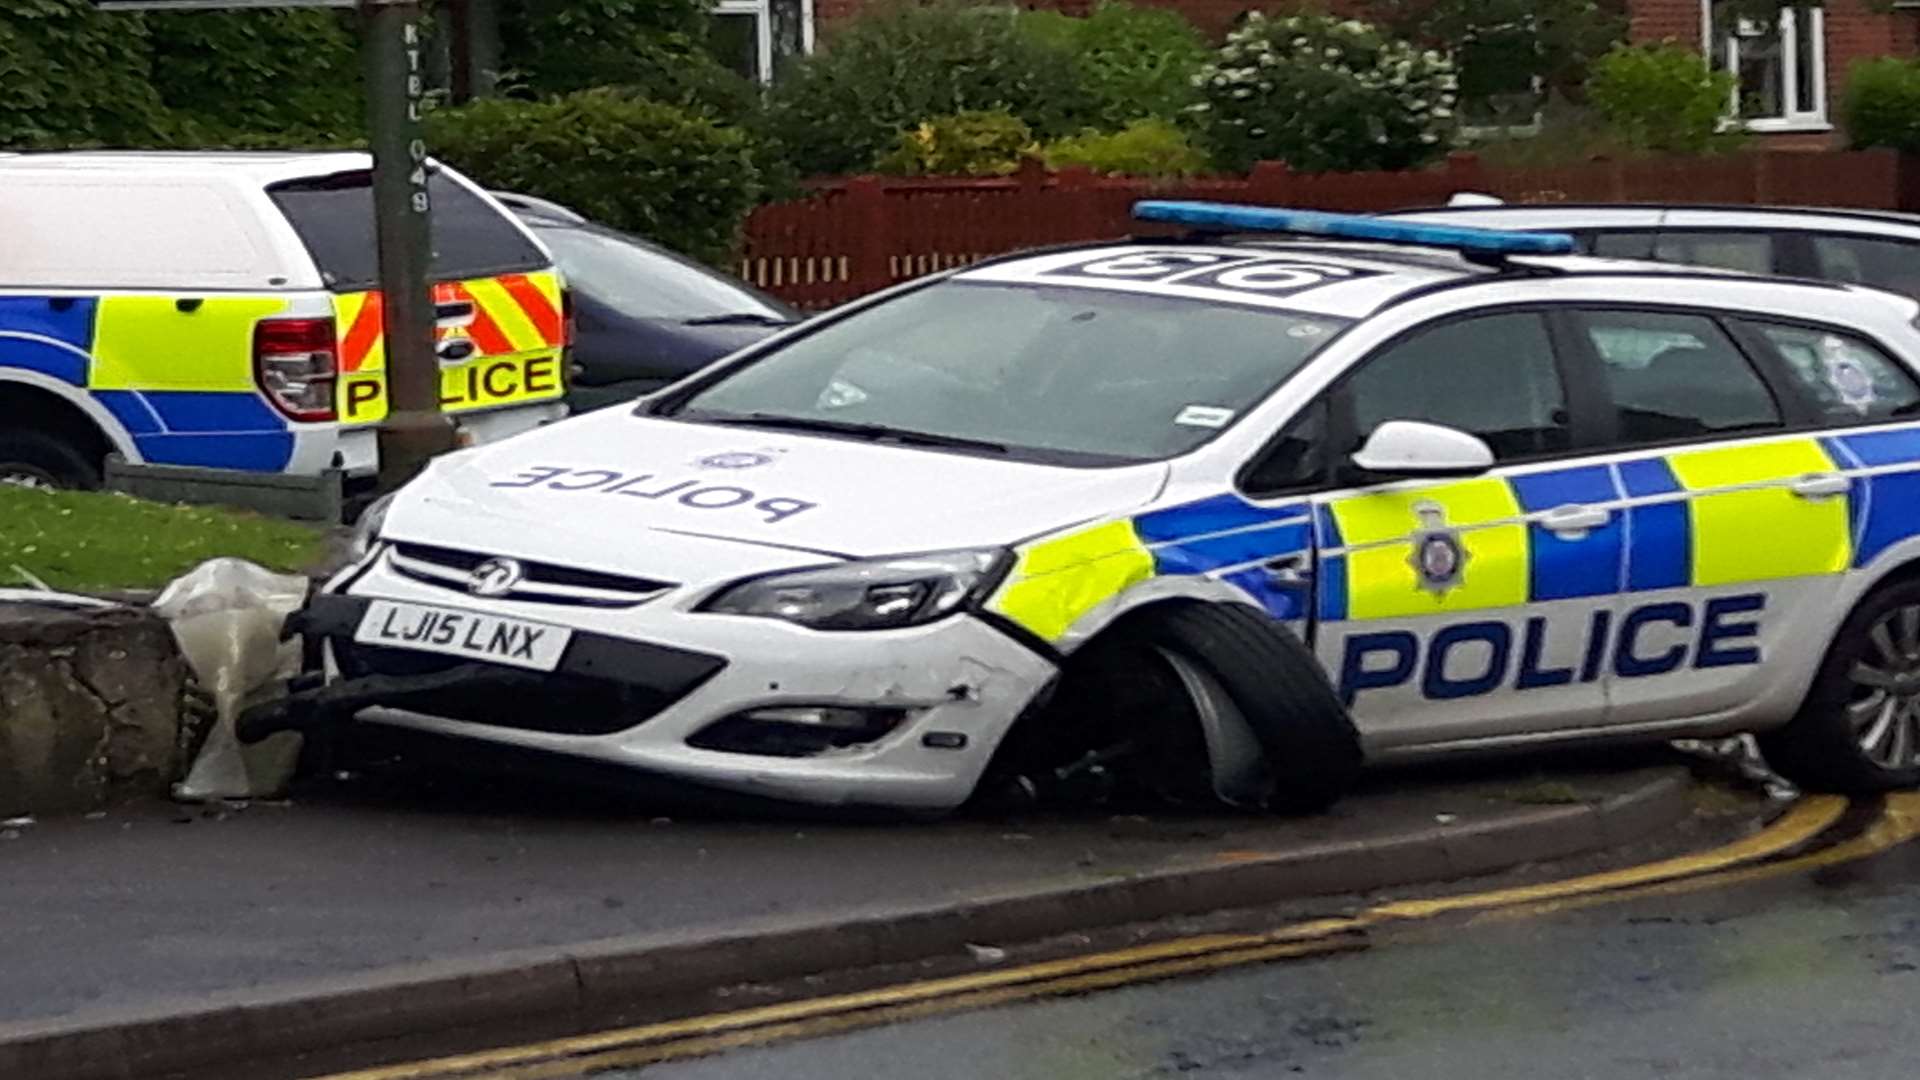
[670,282,1347,464]
[268,171,548,291]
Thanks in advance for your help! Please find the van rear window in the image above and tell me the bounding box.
[267,170,547,291]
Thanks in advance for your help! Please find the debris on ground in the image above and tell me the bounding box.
[153,558,310,801]
[1671,736,1799,801]
[1,816,33,828]
[965,943,1008,964]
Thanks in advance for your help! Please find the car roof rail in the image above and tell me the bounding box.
[1133,200,1575,271]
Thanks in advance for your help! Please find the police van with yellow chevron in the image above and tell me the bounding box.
[248,202,1920,815]
[0,152,569,491]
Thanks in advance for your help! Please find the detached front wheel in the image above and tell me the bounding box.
[1138,603,1362,814]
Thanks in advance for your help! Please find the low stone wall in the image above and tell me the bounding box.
[0,605,186,816]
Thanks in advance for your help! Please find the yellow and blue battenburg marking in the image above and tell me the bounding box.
[988,430,1920,665]
[0,294,298,471]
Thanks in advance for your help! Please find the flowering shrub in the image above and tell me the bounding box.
[1192,13,1460,173]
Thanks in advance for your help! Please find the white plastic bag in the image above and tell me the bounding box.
[153,558,311,801]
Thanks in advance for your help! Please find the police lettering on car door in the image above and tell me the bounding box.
[1335,594,1766,706]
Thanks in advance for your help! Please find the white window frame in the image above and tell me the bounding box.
[713,0,814,84]
[1701,1,1830,132]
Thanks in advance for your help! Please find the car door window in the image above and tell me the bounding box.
[1743,320,1920,423]
[1808,233,1920,299]
[1652,231,1775,275]
[1588,231,1657,260]
[1578,310,1781,445]
[1345,312,1569,461]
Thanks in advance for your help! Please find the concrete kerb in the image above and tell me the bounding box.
[0,767,1692,1080]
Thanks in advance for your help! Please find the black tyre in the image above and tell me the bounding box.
[0,429,101,490]
[1759,577,1920,793]
[1137,603,1363,814]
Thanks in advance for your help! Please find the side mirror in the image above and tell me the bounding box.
[1350,420,1494,477]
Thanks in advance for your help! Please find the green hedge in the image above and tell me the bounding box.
[874,109,1036,176]
[766,0,1095,177]
[1588,42,1741,155]
[1844,58,1920,153]
[1044,119,1208,178]
[426,89,762,266]
[0,0,171,147]
[1017,2,1209,131]
[144,9,362,143]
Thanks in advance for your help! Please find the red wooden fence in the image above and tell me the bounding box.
[739,149,1914,309]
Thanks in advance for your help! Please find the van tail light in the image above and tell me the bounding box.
[561,288,577,347]
[254,317,339,422]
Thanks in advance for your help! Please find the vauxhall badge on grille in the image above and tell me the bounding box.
[468,558,525,597]
[1408,502,1468,597]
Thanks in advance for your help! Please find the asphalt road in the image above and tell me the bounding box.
[614,811,1920,1080]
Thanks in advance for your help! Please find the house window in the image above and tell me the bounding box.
[1703,3,1828,130]
[710,0,813,83]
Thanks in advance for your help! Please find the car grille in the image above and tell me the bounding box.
[387,542,674,609]
[334,641,680,736]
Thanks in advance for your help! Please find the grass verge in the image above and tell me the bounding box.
[0,487,327,593]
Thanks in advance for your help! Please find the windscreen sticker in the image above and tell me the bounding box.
[490,465,816,524]
[818,378,869,410]
[1175,405,1236,428]
[1036,251,1380,298]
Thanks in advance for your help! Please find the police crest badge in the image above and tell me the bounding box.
[1408,501,1468,596]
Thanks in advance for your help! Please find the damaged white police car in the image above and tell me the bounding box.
[242,203,1920,814]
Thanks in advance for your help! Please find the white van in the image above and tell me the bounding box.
[0,151,569,490]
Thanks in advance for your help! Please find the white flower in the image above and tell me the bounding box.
[1433,107,1453,119]
[1410,99,1427,110]
[1233,87,1253,98]
[1339,19,1366,32]
[1419,132,1439,143]
[1325,47,1342,59]
[1249,127,1266,136]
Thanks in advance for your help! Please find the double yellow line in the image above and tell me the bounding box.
[323,793,1920,1080]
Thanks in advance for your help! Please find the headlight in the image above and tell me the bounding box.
[348,493,395,560]
[702,549,1008,631]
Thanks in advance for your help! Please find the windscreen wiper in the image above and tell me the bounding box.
[683,313,792,327]
[685,411,1010,454]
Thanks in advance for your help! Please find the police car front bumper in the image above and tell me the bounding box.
[269,557,1059,811]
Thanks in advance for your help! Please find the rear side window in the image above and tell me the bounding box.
[1744,321,1920,423]
[1808,233,1920,300]
[267,170,548,291]
[1577,310,1781,445]
[1652,231,1775,275]
[1588,231,1656,260]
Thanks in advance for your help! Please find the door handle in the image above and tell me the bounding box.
[1539,504,1609,538]
[1790,473,1850,499]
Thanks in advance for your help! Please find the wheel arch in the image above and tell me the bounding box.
[0,370,140,465]
[1051,576,1277,656]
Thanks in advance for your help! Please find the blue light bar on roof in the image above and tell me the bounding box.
[1132,201,1577,257]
